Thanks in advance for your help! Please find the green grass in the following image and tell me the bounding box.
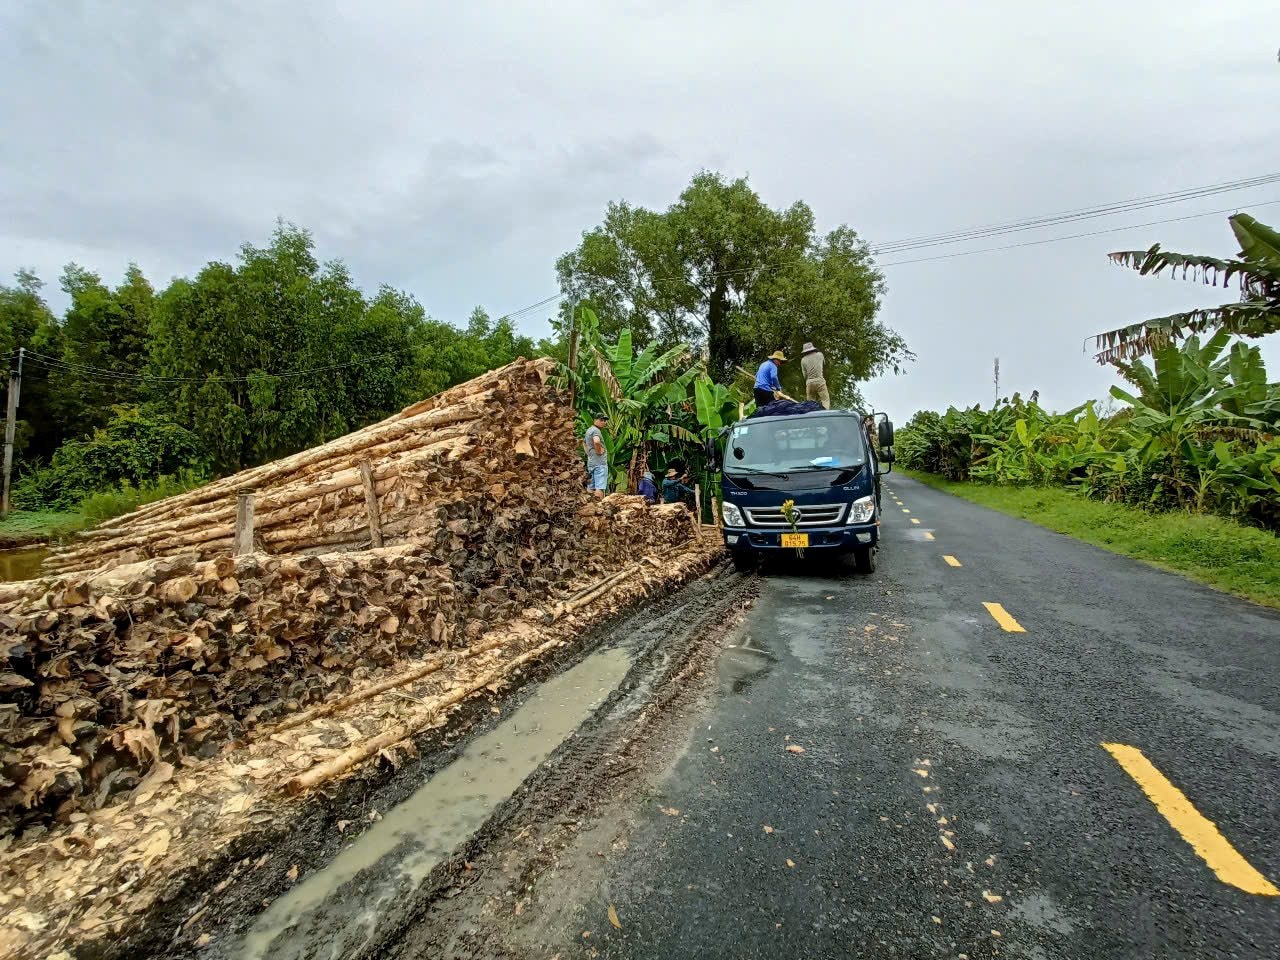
[0,509,88,545]
[903,469,1280,610]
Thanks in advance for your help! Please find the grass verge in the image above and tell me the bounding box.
[903,469,1280,610]
[0,510,88,547]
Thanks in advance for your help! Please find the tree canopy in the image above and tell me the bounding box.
[557,171,911,404]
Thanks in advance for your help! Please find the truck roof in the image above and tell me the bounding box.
[740,408,867,426]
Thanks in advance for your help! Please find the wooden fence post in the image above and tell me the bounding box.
[359,460,384,548]
[692,483,704,541]
[234,491,255,556]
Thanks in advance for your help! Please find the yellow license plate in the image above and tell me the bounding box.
[781,533,809,548]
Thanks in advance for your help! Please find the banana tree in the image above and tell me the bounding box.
[1094,213,1280,364]
[561,307,701,490]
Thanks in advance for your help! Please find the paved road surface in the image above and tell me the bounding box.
[455,473,1280,959]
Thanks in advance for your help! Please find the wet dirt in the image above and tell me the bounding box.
[234,647,633,960]
[111,560,746,960]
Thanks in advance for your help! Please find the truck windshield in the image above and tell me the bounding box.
[725,417,867,474]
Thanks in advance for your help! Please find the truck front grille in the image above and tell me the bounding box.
[744,504,846,527]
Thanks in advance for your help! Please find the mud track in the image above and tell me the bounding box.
[112,560,749,960]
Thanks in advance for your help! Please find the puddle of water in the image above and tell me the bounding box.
[0,546,49,582]
[236,646,632,960]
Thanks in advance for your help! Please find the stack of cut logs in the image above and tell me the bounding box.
[46,358,572,573]
[0,358,705,836]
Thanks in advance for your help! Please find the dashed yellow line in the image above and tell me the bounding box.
[1102,743,1279,896]
[910,518,921,525]
[901,508,910,514]
[943,555,962,567]
[982,602,1025,632]
[923,532,935,541]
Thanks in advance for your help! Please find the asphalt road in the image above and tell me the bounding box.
[504,473,1280,959]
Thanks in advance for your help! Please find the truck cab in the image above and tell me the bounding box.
[711,409,894,574]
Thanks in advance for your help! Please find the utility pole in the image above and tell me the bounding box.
[2,347,23,518]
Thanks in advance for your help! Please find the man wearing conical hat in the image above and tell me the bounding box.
[800,341,829,409]
[753,350,787,408]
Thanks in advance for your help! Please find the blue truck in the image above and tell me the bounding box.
[707,409,895,574]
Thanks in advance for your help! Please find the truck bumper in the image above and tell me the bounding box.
[722,522,879,555]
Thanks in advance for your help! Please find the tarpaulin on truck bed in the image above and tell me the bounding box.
[747,398,825,419]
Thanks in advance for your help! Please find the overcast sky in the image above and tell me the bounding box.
[1,0,1276,416]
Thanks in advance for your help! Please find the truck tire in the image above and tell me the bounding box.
[852,546,877,575]
[732,550,758,573]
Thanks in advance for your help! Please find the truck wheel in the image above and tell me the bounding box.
[852,546,877,574]
[732,550,758,573]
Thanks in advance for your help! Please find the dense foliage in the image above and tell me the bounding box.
[1,224,544,513]
[557,171,911,404]
[1094,213,1280,363]
[560,307,746,507]
[897,333,1280,531]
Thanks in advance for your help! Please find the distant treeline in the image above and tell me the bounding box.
[0,224,554,513]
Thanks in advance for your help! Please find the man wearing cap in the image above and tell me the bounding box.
[753,350,787,408]
[801,341,829,409]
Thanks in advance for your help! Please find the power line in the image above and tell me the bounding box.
[871,172,1280,254]
[876,197,1280,267]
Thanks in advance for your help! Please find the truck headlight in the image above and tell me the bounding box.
[848,495,875,524]
[722,502,745,526]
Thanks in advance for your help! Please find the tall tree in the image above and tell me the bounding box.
[58,263,154,433]
[0,270,66,460]
[557,171,911,399]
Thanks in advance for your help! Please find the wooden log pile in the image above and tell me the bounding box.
[0,357,706,837]
[44,358,573,573]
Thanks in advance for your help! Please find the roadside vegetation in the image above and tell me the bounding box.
[898,212,1280,605]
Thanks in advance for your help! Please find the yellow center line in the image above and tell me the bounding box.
[923,532,935,541]
[910,518,921,525]
[943,555,962,567]
[982,602,1025,632]
[901,508,910,514]
[1102,743,1279,896]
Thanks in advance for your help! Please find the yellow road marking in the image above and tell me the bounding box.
[923,532,935,541]
[902,508,910,514]
[982,602,1025,632]
[1102,743,1279,896]
[911,518,921,525]
[943,555,961,567]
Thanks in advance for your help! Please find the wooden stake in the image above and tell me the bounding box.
[234,491,255,556]
[692,483,703,540]
[359,460,384,548]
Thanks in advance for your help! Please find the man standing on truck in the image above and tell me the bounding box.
[583,414,609,498]
[800,341,829,409]
[753,350,787,408]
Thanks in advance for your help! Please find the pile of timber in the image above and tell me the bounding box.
[0,358,706,837]
[46,358,570,573]
[0,497,697,837]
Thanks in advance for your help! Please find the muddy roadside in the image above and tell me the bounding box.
[377,567,759,960]
[97,560,749,960]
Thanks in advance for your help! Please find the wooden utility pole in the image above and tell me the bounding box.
[2,348,24,518]
[234,491,256,555]
[359,460,384,548]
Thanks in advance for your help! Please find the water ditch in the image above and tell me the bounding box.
[231,645,635,960]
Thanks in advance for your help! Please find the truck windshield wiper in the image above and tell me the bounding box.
[789,463,863,472]
[726,465,790,479]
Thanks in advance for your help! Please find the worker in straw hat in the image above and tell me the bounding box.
[800,341,829,409]
[753,350,788,408]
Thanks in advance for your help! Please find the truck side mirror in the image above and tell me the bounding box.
[881,446,896,464]
[877,419,895,448]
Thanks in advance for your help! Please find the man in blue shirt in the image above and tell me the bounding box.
[753,350,787,408]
